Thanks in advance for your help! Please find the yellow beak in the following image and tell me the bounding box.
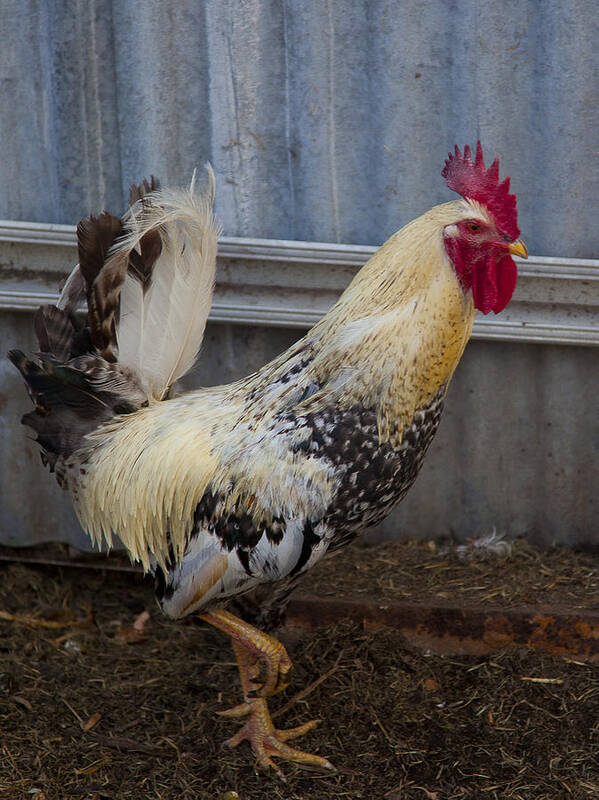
[508,238,528,259]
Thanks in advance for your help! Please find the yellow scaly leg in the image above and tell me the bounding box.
[200,608,334,775]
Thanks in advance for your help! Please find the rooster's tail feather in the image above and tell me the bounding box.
[113,166,220,399]
[9,168,219,474]
[7,349,146,474]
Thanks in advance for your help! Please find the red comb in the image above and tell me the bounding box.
[442,142,520,240]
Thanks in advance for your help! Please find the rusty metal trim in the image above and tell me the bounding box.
[287,595,599,662]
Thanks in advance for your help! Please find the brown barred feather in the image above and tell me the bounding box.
[128,177,162,290]
[77,212,123,291]
[129,175,160,207]
[128,227,162,290]
[79,180,164,361]
[87,250,129,362]
[57,265,86,315]
[34,305,76,362]
[77,213,124,360]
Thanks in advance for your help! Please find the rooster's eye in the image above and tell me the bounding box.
[467,222,480,233]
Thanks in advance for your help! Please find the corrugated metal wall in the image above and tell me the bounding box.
[3,1,599,255]
[2,1,599,550]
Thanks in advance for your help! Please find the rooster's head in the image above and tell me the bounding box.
[441,142,527,314]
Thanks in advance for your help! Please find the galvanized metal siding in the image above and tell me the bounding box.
[2,1,599,255]
[2,1,599,550]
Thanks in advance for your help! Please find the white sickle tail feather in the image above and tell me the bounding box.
[115,166,220,399]
[8,166,220,475]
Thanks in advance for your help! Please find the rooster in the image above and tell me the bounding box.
[9,144,526,774]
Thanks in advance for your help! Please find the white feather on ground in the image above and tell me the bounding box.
[453,529,513,561]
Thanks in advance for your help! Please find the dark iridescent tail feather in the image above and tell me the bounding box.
[7,349,144,472]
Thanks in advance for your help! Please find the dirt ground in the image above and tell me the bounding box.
[1,539,599,800]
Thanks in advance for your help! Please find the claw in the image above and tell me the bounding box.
[216,701,251,718]
[224,697,334,775]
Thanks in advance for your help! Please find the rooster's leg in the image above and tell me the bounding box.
[200,608,291,697]
[200,608,334,774]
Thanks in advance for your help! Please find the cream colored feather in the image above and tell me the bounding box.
[115,166,221,399]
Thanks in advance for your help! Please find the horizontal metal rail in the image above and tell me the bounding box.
[1,219,598,346]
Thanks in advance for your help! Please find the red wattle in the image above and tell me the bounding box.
[493,253,518,313]
[446,241,518,315]
[444,238,470,291]
[472,254,498,315]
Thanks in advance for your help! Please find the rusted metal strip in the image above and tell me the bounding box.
[287,595,599,662]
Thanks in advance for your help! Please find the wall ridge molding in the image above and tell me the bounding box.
[1,219,598,347]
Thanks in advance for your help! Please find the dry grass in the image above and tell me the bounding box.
[1,541,599,799]
[303,537,599,609]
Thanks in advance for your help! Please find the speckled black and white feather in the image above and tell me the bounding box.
[155,386,445,626]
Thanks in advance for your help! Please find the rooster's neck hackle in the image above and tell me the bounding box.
[289,200,478,440]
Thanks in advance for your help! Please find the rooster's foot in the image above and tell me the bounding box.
[221,696,334,777]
